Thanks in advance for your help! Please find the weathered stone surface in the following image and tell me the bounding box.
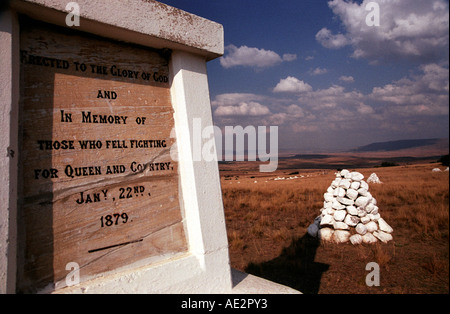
[320,214,334,227]
[334,221,349,230]
[360,180,369,190]
[333,210,347,222]
[349,234,363,245]
[378,218,393,233]
[319,228,334,241]
[344,214,360,227]
[373,230,393,243]
[324,192,334,202]
[357,187,368,196]
[346,205,358,216]
[340,169,350,177]
[332,200,346,210]
[337,197,354,206]
[365,221,378,233]
[355,223,367,235]
[351,172,364,181]
[350,181,360,190]
[333,230,351,243]
[339,179,351,189]
[355,196,370,208]
[346,188,359,200]
[362,232,378,243]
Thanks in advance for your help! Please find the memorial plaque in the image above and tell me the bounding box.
[18,21,187,292]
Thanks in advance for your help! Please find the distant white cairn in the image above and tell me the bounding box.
[307,169,393,245]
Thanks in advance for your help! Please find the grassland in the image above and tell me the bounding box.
[220,162,449,293]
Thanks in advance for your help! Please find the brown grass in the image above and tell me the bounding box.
[221,163,449,293]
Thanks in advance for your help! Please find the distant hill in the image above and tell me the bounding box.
[351,138,446,152]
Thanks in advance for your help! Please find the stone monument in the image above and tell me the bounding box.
[1,0,233,294]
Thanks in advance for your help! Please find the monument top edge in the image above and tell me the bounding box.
[10,0,224,60]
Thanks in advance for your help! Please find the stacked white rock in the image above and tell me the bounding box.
[307,169,393,245]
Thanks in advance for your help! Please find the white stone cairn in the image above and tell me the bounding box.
[307,170,393,244]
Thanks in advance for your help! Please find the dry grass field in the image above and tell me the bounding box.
[220,162,449,294]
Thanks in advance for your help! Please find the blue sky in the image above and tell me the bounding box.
[158,0,449,153]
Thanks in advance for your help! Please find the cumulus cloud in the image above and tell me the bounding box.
[273,76,313,93]
[310,67,328,76]
[220,45,297,69]
[370,63,449,116]
[214,101,271,116]
[339,75,355,83]
[317,0,449,63]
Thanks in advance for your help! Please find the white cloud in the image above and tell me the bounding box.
[273,76,313,93]
[220,45,296,69]
[214,101,271,116]
[315,27,349,49]
[282,53,297,62]
[370,63,449,116]
[317,0,449,63]
[211,93,265,107]
[310,67,328,75]
[339,75,355,83]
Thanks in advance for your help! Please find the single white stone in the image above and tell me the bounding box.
[334,221,349,230]
[371,205,379,215]
[326,207,335,215]
[357,187,368,196]
[346,205,358,216]
[350,181,360,190]
[365,221,378,233]
[333,187,346,198]
[378,218,393,233]
[307,223,319,237]
[360,215,371,224]
[369,213,380,221]
[357,207,367,217]
[331,178,341,188]
[339,179,351,189]
[324,192,334,202]
[320,214,334,227]
[365,203,375,213]
[340,169,350,177]
[344,172,352,179]
[362,232,378,244]
[355,223,367,235]
[373,230,393,243]
[327,186,335,194]
[432,168,441,172]
[349,234,363,245]
[319,228,334,241]
[351,172,364,181]
[355,196,370,208]
[324,201,332,209]
[333,230,351,243]
[346,188,359,200]
[344,214,360,227]
[333,210,347,222]
[337,197,354,206]
[360,180,369,190]
[332,200,346,210]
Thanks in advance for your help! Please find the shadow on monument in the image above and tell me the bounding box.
[244,233,329,294]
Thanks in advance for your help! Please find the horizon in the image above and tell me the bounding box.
[158,0,449,154]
